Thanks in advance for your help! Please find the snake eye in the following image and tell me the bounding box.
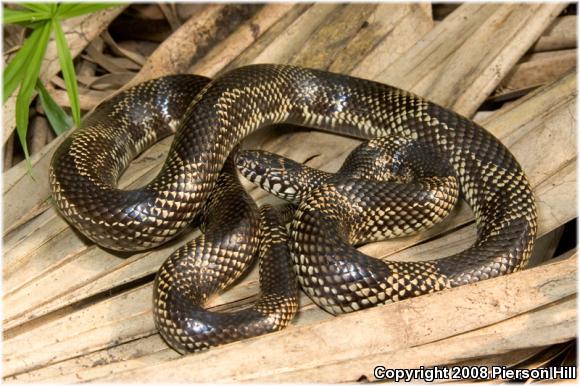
[254,163,267,175]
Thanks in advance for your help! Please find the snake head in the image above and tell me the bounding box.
[235,150,320,203]
[236,149,295,190]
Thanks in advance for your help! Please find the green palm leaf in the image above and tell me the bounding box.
[53,18,81,127]
[4,2,118,174]
[3,8,50,24]
[3,23,46,102]
[20,3,52,13]
[36,80,73,135]
[15,22,52,171]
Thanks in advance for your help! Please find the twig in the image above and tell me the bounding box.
[3,133,15,171]
[158,3,181,31]
[101,30,147,67]
[28,115,51,155]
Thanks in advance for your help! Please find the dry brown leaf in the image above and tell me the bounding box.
[222,4,311,72]
[85,73,137,91]
[158,3,181,31]
[117,39,158,59]
[48,88,113,111]
[127,4,259,87]
[248,294,576,383]
[494,49,576,98]
[3,132,15,171]
[291,4,378,70]
[101,30,147,66]
[28,115,51,155]
[189,3,298,77]
[247,4,343,65]
[532,15,577,52]
[332,4,433,74]
[91,255,576,383]
[83,41,141,73]
[378,3,566,117]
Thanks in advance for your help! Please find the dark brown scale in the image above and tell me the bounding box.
[50,64,537,343]
[154,156,297,353]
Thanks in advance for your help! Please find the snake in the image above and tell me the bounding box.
[49,64,537,351]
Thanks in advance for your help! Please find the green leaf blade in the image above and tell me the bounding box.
[36,80,73,135]
[14,22,52,172]
[52,18,81,128]
[3,8,50,24]
[3,23,46,102]
[20,3,52,13]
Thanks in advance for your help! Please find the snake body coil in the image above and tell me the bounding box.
[50,64,537,349]
[154,154,298,352]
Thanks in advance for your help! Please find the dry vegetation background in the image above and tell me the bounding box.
[2,3,578,383]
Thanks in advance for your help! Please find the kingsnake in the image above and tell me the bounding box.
[49,64,537,352]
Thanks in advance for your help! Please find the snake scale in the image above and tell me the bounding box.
[49,64,537,352]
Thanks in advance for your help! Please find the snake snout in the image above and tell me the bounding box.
[236,150,284,182]
[235,150,261,182]
[236,150,308,202]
